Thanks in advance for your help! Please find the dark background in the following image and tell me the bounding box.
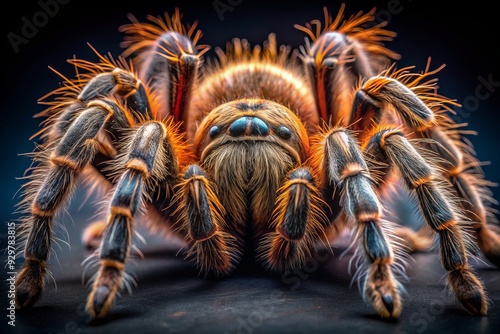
[1,0,500,333]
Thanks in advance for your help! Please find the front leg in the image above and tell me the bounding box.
[174,164,236,275]
[87,121,180,318]
[311,128,403,318]
[259,167,328,272]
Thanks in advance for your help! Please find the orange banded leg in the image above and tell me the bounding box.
[420,125,500,267]
[261,167,327,272]
[87,121,178,318]
[364,128,488,315]
[78,67,150,115]
[312,128,402,318]
[120,13,203,127]
[16,103,114,310]
[50,68,154,251]
[349,81,448,254]
[175,164,234,275]
[361,128,432,254]
[298,5,400,127]
[87,169,138,318]
[350,75,435,135]
[43,64,150,141]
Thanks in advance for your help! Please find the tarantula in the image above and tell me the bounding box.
[14,4,500,320]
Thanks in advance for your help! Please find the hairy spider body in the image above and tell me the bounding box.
[15,4,500,320]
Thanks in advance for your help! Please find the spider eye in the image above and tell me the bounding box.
[209,125,220,137]
[276,126,292,139]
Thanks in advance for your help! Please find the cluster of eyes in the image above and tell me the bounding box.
[209,116,292,139]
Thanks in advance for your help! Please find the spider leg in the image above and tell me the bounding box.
[350,77,459,255]
[352,77,500,266]
[120,11,203,132]
[136,37,198,127]
[16,100,121,309]
[121,15,237,276]
[173,164,235,275]
[260,167,328,272]
[311,128,403,318]
[59,64,153,250]
[418,124,500,267]
[349,76,435,132]
[302,19,433,252]
[43,64,150,146]
[363,127,488,315]
[87,120,179,318]
[81,68,150,114]
[299,10,399,128]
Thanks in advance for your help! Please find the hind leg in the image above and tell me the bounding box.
[364,127,488,315]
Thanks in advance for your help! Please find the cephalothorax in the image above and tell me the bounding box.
[15,4,500,319]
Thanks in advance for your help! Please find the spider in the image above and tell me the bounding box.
[14,4,500,320]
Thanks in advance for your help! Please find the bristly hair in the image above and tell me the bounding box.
[378,58,460,116]
[33,45,140,140]
[206,33,300,73]
[119,8,210,64]
[257,171,331,272]
[295,3,400,60]
[385,58,498,227]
